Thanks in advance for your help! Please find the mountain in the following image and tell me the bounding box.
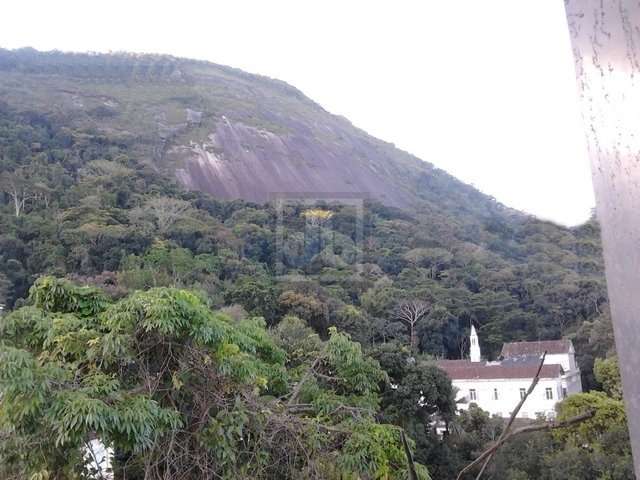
[0,47,624,480]
[0,47,609,369]
[0,47,508,219]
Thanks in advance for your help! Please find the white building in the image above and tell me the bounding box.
[437,326,582,419]
[83,438,114,479]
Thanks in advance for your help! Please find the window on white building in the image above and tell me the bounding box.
[469,389,477,401]
[545,387,553,400]
[562,387,568,399]
[493,388,499,400]
[519,388,526,399]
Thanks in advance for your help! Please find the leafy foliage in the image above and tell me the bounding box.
[0,277,428,479]
[477,355,632,480]
[0,49,622,478]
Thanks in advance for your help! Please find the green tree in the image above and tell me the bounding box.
[551,389,632,479]
[0,272,9,310]
[225,275,278,323]
[594,356,622,400]
[0,276,429,479]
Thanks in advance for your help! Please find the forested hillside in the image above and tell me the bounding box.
[0,49,629,479]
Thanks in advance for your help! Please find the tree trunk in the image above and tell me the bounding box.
[11,189,21,217]
[410,322,417,353]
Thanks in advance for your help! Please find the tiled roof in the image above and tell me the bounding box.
[500,354,545,366]
[500,340,572,357]
[436,359,475,368]
[436,360,563,380]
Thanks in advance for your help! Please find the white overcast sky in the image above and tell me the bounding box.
[1,0,594,225]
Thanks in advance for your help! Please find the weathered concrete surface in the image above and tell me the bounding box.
[564,1,640,475]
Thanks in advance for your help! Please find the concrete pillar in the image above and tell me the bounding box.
[563,1,640,475]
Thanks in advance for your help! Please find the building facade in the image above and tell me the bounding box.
[437,327,582,419]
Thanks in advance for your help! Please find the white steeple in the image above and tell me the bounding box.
[470,325,481,362]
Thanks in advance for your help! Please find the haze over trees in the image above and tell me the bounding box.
[0,49,627,479]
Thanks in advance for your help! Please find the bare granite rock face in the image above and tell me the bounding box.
[170,117,414,207]
[0,48,504,220]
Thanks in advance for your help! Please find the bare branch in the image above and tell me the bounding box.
[400,430,418,480]
[458,410,595,480]
[393,300,430,352]
[287,355,323,406]
[143,197,192,234]
[457,352,547,480]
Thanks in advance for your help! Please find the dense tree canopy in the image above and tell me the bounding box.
[0,277,431,479]
[0,101,608,369]
[0,51,626,479]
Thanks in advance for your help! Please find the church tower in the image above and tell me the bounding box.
[470,325,481,362]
